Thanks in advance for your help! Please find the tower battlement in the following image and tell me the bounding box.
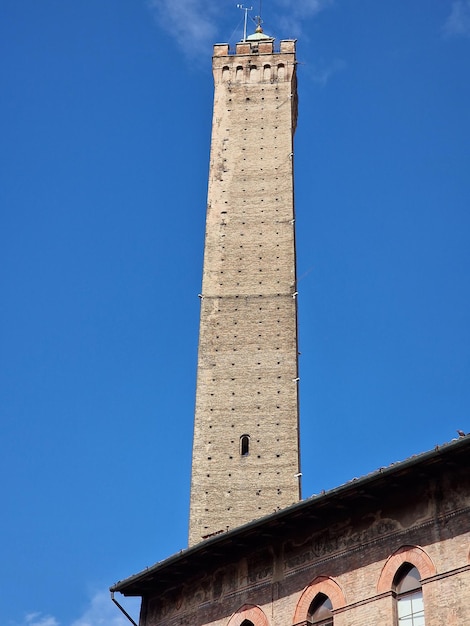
[213,39,296,57]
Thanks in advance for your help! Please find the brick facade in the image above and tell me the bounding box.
[113,438,470,626]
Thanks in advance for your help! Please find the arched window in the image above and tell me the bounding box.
[240,434,250,456]
[308,593,333,625]
[236,65,243,80]
[227,604,269,626]
[293,576,345,625]
[394,564,425,626]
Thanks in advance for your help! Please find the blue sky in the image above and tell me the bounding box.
[1,1,470,624]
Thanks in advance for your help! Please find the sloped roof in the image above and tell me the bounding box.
[111,435,470,596]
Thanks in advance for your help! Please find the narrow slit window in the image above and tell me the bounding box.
[240,434,250,456]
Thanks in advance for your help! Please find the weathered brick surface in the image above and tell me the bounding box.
[189,39,301,545]
[141,453,470,626]
[141,446,470,626]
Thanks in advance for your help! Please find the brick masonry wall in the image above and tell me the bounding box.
[189,40,301,546]
[145,465,470,626]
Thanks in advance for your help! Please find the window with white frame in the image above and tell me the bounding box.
[394,564,425,626]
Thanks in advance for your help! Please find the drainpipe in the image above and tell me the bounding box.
[110,592,139,626]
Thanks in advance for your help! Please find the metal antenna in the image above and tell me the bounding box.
[237,4,253,41]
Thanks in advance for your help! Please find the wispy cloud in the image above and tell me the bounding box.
[15,591,140,626]
[147,0,221,55]
[70,591,139,626]
[308,58,346,86]
[274,0,334,20]
[21,614,59,626]
[443,0,470,38]
[147,0,334,54]
[269,0,334,39]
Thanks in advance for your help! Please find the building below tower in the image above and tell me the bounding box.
[112,436,470,626]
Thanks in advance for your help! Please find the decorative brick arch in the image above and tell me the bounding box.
[293,576,346,624]
[227,604,270,626]
[377,545,436,593]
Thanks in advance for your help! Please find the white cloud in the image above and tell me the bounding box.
[443,0,470,38]
[274,0,334,19]
[22,614,59,626]
[273,0,334,38]
[15,591,140,626]
[147,0,221,54]
[309,58,346,86]
[147,0,334,54]
[71,591,140,626]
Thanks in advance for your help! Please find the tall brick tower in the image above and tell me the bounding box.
[189,27,300,546]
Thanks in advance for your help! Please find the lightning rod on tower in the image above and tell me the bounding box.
[237,4,253,41]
